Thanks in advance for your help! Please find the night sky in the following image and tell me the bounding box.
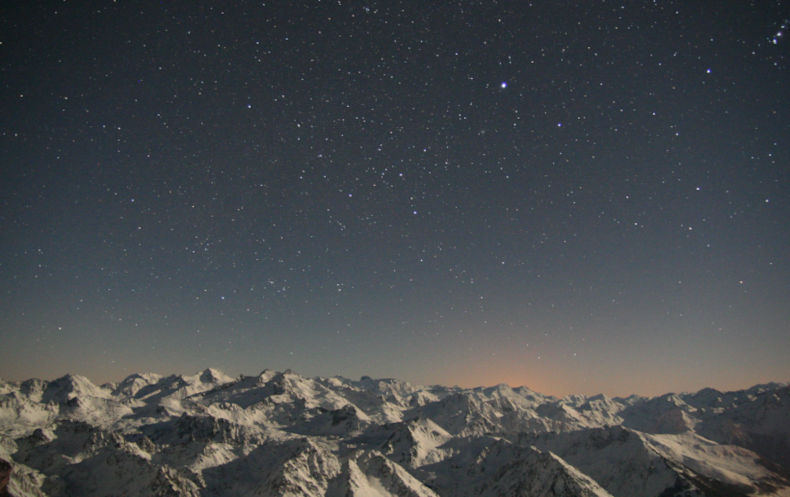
[1,1,788,396]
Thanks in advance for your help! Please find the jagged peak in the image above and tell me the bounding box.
[20,377,48,394]
[51,372,92,385]
[560,393,588,405]
[43,373,108,399]
[3,369,790,496]
[744,381,787,395]
[613,393,647,405]
[477,383,516,397]
[656,392,687,406]
[198,367,232,384]
[117,371,162,386]
[252,368,278,385]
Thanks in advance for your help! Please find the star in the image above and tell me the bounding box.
[0,0,786,397]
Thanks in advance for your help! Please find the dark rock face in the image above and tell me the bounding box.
[0,459,11,496]
[1,370,789,496]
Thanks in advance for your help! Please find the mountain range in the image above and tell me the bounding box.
[1,368,788,496]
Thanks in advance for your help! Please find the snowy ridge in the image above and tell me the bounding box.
[1,369,789,497]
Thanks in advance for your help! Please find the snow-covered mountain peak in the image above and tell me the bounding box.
[112,372,163,398]
[1,369,788,496]
[255,368,278,384]
[41,373,111,404]
[197,368,233,385]
[19,378,47,397]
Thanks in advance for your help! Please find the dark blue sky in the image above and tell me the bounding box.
[1,1,788,395]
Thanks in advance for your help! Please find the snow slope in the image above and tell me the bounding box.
[1,369,788,496]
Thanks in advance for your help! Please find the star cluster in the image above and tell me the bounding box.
[1,1,788,395]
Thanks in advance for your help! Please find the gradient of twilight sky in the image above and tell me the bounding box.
[1,1,788,397]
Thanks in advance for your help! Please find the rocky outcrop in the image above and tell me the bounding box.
[0,369,788,496]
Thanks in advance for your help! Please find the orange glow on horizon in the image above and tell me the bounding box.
[436,360,568,396]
